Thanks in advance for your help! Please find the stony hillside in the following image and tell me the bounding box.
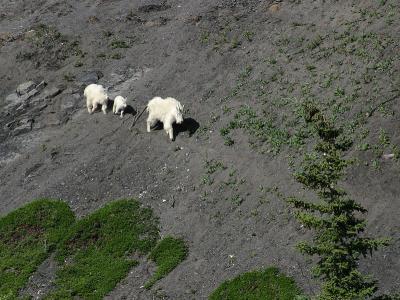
[0,0,399,298]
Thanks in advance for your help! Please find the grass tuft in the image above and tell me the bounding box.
[220,105,290,154]
[110,40,130,49]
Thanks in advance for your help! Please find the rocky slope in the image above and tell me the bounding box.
[1,0,399,298]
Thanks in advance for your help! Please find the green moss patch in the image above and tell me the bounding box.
[1,199,187,299]
[46,199,160,299]
[209,267,303,300]
[145,236,188,289]
[0,199,75,299]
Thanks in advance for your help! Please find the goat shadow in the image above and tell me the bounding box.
[124,105,136,116]
[149,118,199,141]
[174,117,200,139]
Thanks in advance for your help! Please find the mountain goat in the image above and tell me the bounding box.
[146,97,184,140]
[84,84,109,114]
[113,96,127,118]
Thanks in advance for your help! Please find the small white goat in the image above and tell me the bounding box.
[113,96,127,118]
[83,84,109,114]
[146,97,184,140]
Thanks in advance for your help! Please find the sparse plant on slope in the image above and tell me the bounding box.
[288,102,389,299]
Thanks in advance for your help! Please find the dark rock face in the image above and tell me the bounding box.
[77,71,104,86]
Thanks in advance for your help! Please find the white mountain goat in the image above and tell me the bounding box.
[84,84,109,114]
[113,95,127,118]
[146,97,184,140]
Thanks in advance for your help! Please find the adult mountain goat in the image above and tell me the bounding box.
[84,84,109,114]
[146,97,184,140]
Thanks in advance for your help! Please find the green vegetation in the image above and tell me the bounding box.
[200,31,210,44]
[110,39,130,49]
[243,31,255,42]
[1,199,187,299]
[200,160,248,208]
[202,159,227,185]
[110,52,123,59]
[28,24,63,46]
[21,24,84,68]
[218,1,399,165]
[220,105,290,154]
[209,267,303,300]
[145,236,188,289]
[47,200,159,299]
[307,34,323,50]
[198,17,256,52]
[0,200,74,299]
[63,73,75,82]
[205,159,226,174]
[287,105,389,299]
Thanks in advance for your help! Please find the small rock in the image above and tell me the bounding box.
[185,15,202,25]
[87,16,99,23]
[61,97,77,110]
[16,103,27,112]
[108,73,126,86]
[144,17,168,27]
[20,88,39,102]
[5,120,16,128]
[42,87,62,100]
[0,32,13,44]
[62,87,79,94]
[78,71,103,85]
[24,30,36,40]
[36,80,47,91]
[268,4,280,13]
[382,154,395,160]
[12,118,33,136]
[16,81,36,95]
[37,104,48,111]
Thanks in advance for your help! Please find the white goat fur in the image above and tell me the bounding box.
[146,97,184,140]
[113,96,127,118]
[84,84,109,114]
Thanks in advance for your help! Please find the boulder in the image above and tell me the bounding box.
[78,71,103,85]
[4,93,27,110]
[5,93,21,107]
[20,88,40,102]
[42,87,62,100]
[16,81,36,95]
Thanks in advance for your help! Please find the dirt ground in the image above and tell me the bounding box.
[0,0,399,299]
